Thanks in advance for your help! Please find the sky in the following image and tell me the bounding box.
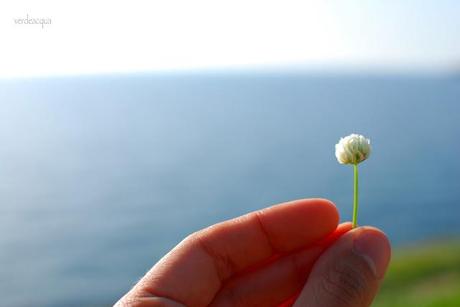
[1,0,459,78]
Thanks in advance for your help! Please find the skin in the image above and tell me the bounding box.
[115,199,391,307]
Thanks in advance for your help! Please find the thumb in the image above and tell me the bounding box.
[294,227,391,307]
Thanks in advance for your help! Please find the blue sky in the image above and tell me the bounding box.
[1,0,459,77]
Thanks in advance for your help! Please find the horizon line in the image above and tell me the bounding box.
[1,63,458,81]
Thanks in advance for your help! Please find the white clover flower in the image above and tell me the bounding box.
[335,134,371,165]
[335,133,372,228]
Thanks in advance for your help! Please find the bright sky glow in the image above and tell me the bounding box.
[1,0,459,78]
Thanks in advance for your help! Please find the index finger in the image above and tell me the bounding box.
[117,198,339,307]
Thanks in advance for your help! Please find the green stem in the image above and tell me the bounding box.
[352,163,359,228]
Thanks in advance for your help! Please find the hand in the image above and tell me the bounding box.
[115,199,391,307]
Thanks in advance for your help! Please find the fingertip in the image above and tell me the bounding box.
[258,198,340,252]
[308,198,340,232]
[357,226,391,240]
[294,225,391,307]
[311,198,339,218]
[351,226,392,278]
[295,198,339,227]
[358,226,392,244]
[337,225,392,254]
[353,226,392,252]
[294,198,341,248]
[340,221,353,228]
[298,198,340,235]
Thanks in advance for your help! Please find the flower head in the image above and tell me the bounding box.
[335,134,371,165]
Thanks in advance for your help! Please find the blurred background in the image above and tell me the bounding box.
[1,1,460,306]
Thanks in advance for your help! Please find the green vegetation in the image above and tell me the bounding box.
[373,240,460,307]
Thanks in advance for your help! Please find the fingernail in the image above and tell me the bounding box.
[352,228,391,279]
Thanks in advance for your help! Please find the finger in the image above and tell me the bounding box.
[293,227,391,307]
[210,245,324,307]
[210,222,352,307]
[116,198,339,307]
[278,222,353,307]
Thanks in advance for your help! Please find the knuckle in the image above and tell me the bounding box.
[191,231,236,281]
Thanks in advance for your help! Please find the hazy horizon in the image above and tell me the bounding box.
[3,1,460,78]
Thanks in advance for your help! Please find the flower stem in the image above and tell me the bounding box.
[352,163,359,228]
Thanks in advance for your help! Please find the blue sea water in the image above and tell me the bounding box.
[0,72,459,306]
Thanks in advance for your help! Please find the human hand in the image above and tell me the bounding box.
[115,199,391,307]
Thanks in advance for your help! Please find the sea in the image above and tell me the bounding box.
[0,71,459,306]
